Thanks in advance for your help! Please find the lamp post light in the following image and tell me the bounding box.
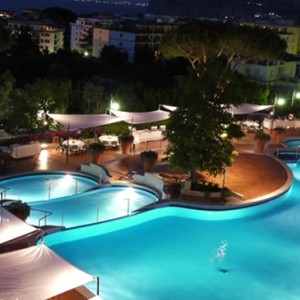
[271,96,285,133]
[292,91,300,106]
[109,96,120,116]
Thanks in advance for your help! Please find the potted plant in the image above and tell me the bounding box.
[140,150,158,172]
[254,131,271,153]
[88,142,105,163]
[118,133,134,154]
[6,201,31,221]
[273,126,286,144]
[168,182,182,199]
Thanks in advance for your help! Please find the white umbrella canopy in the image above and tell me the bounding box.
[110,109,170,124]
[159,103,273,115]
[0,244,96,300]
[47,113,127,131]
[0,207,40,245]
[231,103,273,115]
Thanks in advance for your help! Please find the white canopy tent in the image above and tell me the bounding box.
[110,109,170,124]
[0,244,97,300]
[160,103,273,115]
[47,113,127,131]
[232,103,273,115]
[0,206,41,245]
[159,104,178,112]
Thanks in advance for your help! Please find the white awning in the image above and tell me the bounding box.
[47,113,126,131]
[232,103,273,115]
[110,109,170,124]
[160,104,178,112]
[0,207,40,245]
[159,103,273,115]
[0,244,96,300]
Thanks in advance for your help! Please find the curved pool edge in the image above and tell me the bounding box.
[139,153,294,212]
[0,170,100,183]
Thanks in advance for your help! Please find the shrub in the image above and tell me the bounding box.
[254,131,271,142]
[140,150,158,161]
[191,181,221,192]
[5,201,31,221]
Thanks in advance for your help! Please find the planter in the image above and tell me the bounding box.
[88,142,105,163]
[256,139,266,153]
[91,152,102,164]
[273,131,282,144]
[254,132,270,153]
[168,182,182,199]
[273,127,285,144]
[183,189,206,198]
[140,150,158,172]
[208,191,222,198]
[118,134,134,155]
[120,141,132,154]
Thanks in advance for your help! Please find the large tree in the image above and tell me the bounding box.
[160,20,286,176]
[7,78,71,133]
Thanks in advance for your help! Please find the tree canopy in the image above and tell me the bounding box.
[160,21,286,176]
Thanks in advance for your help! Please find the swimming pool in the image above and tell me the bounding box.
[0,173,159,228]
[0,172,99,202]
[283,138,300,148]
[44,163,300,300]
[275,150,300,162]
[28,185,159,227]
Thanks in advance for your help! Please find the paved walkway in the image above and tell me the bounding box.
[0,132,293,203]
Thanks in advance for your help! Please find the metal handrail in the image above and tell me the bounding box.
[30,207,53,227]
[0,186,10,206]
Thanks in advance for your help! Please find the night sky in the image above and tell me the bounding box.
[0,0,149,14]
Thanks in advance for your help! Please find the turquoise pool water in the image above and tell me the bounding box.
[0,173,159,228]
[0,173,98,202]
[44,164,300,300]
[28,186,158,227]
[284,139,300,148]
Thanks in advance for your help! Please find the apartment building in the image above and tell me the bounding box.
[71,16,174,61]
[7,19,64,54]
[236,20,300,96]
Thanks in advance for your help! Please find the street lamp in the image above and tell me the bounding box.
[270,96,285,133]
[292,91,300,106]
[109,96,120,115]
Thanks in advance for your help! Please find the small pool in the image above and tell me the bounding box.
[283,139,300,148]
[275,151,300,162]
[28,185,158,228]
[0,173,159,228]
[0,173,99,202]
[44,163,300,300]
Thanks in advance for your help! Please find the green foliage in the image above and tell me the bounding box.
[0,20,11,53]
[191,181,221,192]
[254,131,271,141]
[5,78,71,133]
[140,150,158,161]
[0,70,15,119]
[118,133,134,143]
[159,20,284,176]
[9,26,40,57]
[273,126,286,134]
[82,82,106,113]
[88,142,105,154]
[160,20,286,69]
[164,72,244,176]
[5,201,31,221]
